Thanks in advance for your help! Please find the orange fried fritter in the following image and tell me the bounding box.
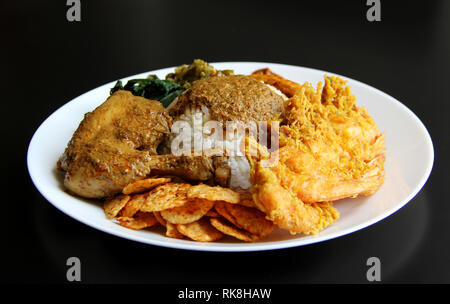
[246,74,385,235]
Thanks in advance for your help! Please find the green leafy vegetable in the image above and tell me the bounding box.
[110,74,184,108]
[110,60,234,107]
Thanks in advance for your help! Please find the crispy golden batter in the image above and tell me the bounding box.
[278,76,385,201]
[247,73,385,235]
[251,162,339,235]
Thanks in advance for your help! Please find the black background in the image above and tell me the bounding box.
[2,0,449,284]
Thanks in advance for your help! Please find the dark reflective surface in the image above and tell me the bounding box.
[2,0,448,283]
[31,189,430,283]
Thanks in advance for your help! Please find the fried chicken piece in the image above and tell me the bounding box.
[246,74,385,234]
[58,90,213,199]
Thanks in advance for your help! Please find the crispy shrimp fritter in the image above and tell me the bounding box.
[246,72,385,235]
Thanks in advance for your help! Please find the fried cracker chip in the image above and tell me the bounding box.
[140,183,191,212]
[122,177,171,195]
[119,195,145,218]
[205,209,220,217]
[166,222,184,239]
[153,211,166,227]
[224,203,275,238]
[209,218,257,242]
[187,184,240,204]
[214,201,237,225]
[177,218,223,242]
[116,212,158,230]
[160,199,214,224]
[103,194,130,219]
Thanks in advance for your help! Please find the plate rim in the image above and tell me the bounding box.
[27,61,434,252]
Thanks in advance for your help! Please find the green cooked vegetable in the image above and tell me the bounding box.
[110,74,184,108]
[165,59,234,89]
[110,59,233,107]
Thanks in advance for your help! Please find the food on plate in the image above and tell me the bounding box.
[122,177,172,195]
[119,195,144,218]
[176,218,224,242]
[214,201,237,224]
[165,59,234,89]
[160,199,214,224]
[138,183,192,212]
[221,202,275,238]
[110,74,185,108]
[210,217,255,242]
[104,182,274,242]
[248,159,340,235]
[58,59,385,242]
[168,74,285,123]
[153,211,167,226]
[166,222,185,239]
[234,189,258,208]
[246,74,384,234]
[250,68,303,98]
[58,90,215,198]
[165,74,286,190]
[205,209,220,218]
[110,60,233,108]
[213,201,273,240]
[115,211,158,230]
[186,184,240,204]
[103,194,130,219]
[58,90,171,198]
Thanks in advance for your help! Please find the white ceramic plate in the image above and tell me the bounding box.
[27,62,434,252]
